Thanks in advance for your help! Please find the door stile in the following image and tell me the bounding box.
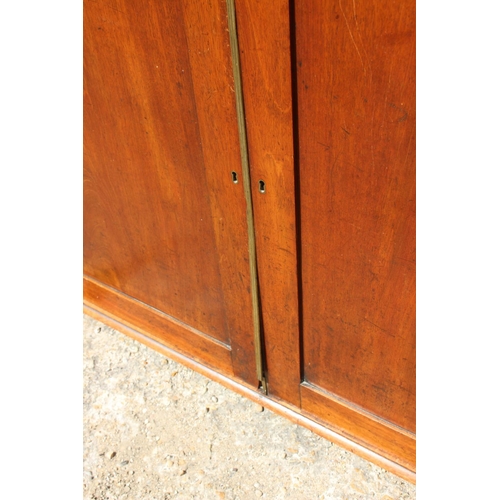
[226,0,267,392]
[233,0,302,407]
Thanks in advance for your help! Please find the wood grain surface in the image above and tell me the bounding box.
[235,0,301,406]
[84,0,416,475]
[301,383,415,471]
[294,0,416,432]
[84,276,234,375]
[84,0,257,383]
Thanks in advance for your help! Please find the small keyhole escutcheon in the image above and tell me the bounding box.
[259,180,266,193]
[231,171,238,183]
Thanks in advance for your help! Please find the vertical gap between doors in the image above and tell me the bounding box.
[288,0,305,385]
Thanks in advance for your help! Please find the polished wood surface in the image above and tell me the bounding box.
[84,0,416,478]
[84,277,233,374]
[294,0,416,432]
[301,383,415,471]
[84,0,257,383]
[235,0,301,406]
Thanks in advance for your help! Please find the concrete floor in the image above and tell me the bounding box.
[83,314,416,499]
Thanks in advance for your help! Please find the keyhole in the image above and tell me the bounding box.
[259,180,266,193]
[231,171,238,183]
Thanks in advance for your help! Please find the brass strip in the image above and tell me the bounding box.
[226,0,267,392]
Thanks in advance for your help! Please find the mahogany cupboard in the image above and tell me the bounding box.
[84,0,416,481]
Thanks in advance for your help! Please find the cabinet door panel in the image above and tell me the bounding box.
[84,0,257,383]
[295,0,416,433]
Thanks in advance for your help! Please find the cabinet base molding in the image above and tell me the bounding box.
[84,285,416,484]
[84,276,234,376]
[300,383,416,473]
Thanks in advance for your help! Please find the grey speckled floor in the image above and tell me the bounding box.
[83,314,416,500]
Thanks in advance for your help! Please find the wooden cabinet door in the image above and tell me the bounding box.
[83,0,258,385]
[294,0,416,471]
[84,0,416,478]
[235,0,416,474]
